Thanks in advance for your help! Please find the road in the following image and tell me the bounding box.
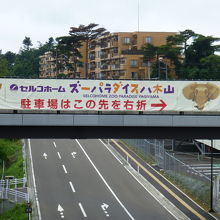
[28,138,181,220]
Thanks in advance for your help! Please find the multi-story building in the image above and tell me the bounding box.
[39,52,56,78]
[39,43,86,78]
[39,31,176,79]
[87,32,176,80]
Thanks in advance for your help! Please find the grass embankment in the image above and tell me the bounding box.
[0,139,24,178]
[0,139,27,220]
[0,203,28,220]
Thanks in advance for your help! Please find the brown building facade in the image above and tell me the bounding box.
[39,31,176,79]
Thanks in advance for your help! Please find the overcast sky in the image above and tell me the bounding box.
[1,0,220,54]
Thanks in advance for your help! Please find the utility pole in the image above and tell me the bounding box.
[158,57,168,80]
[209,139,214,212]
[138,0,140,32]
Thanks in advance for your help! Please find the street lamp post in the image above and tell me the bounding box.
[158,57,168,80]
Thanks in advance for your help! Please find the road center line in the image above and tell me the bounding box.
[75,139,135,220]
[69,181,76,193]
[57,152,61,159]
[53,141,57,148]
[78,202,87,217]
[62,165,67,174]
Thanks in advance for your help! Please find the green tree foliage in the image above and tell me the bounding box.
[9,37,56,78]
[0,55,10,77]
[52,35,82,78]
[4,51,16,71]
[142,43,158,61]
[143,29,220,80]
[69,23,109,78]
[22,36,33,51]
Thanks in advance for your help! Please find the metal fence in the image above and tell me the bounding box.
[0,177,28,202]
[0,177,27,188]
[122,139,214,209]
[0,187,29,202]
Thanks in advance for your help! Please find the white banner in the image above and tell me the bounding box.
[0,79,220,112]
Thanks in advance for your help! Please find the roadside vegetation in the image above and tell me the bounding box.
[0,139,24,178]
[0,203,28,220]
[0,139,27,219]
[164,171,210,210]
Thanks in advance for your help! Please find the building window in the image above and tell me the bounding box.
[96,51,101,58]
[124,37,130,44]
[145,36,152,44]
[96,62,101,68]
[130,60,138,67]
[132,72,138,79]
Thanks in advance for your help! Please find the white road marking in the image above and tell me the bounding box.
[62,165,67,174]
[69,181,76,193]
[43,153,48,159]
[28,139,42,220]
[79,202,87,217]
[58,204,64,212]
[75,139,135,220]
[101,203,110,217]
[53,141,57,148]
[58,204,64,218]
[57,152,62,159]
[71,152,77,158]
[101,203,109,210]
[99,139,123,165]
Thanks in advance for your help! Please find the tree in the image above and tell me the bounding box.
[52,35,83,78]
[0,56,10,77]
[142,43,158,61]
[22,37,33,51]
[69,23,109,78]
[4,51,16,71]
[143,29,220,80]
[167,29,197,56]
[142,42,181,79]
[199,55,220,80]
[11,37,58,78]
[185,35,220,65]
[38,37,56,53]
[12,50,37,78]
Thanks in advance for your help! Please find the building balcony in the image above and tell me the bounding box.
[111,64,120,70]
[121,50,144,55]
[100,65,108,70]
[89,44,96,50]
[89,56,95,61]
[100,54,108,59]
[110,41,118,47]
[100,42,108,48]
[90,66,96,70]
[110,53,119,58]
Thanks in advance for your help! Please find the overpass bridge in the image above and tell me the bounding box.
[1,78,220,139]
[1,111,220,139]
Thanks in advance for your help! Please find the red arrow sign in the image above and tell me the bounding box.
[151,99,167,111]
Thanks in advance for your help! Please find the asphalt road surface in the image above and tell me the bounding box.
[28,138,181,220]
